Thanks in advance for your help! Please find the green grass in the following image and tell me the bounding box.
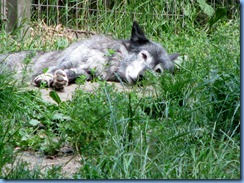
[0,2,240,179]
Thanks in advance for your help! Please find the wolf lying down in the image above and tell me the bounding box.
[0,21,179,90]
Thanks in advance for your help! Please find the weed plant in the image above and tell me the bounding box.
[0,0,240,179]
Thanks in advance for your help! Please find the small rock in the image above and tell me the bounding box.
[60,146,74,154]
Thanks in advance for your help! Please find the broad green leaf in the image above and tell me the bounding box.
[52,113,71,121]
[49,90,62,104]
[197,0,215,17]
[29,119,40,126]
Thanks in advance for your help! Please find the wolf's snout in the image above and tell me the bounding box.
[138,73,144,81]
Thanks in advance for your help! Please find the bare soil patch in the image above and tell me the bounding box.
[15,81,156,178]
[16,82,136,178]
[29,82,130,103]
[9,151,81,178]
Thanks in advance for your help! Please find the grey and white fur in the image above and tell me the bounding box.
[0,21,179,90]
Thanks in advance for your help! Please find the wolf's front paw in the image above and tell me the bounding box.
[53,69,68,90]
[34,73,53,87]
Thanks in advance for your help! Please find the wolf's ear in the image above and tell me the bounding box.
[169,53,180,61]
[130,21,149,45]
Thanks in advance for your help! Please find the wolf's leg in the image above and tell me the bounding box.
[64,68,92,82]
[34,70,69,90]
[33,65,60,88]
[52,67,92,90]
[34,66,91,90]
[33,69,68,90]
[33,64,69,89]
[52,70,69,90]
[33,73,54,88]
[52,68,91,90]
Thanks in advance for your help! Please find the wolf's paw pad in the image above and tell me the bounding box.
[34,73,53,87]
[53,69,68,90]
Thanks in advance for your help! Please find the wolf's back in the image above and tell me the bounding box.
[0,51,35,74]
[0,50,61,78]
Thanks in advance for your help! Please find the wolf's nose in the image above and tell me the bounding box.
[138,74,144,81]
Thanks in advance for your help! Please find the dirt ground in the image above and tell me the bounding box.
[30,82,131,103]
[13,81,157,178]
[13,82,137,178]
[11,84,84,178]
[14,151,82,178]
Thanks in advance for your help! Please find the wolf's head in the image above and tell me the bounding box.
[118,21,179,84]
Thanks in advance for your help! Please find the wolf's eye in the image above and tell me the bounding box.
[141,53,147,60]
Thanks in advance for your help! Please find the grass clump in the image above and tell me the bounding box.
[70,18,239,179]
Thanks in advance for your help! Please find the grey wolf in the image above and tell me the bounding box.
[0,21,179,90]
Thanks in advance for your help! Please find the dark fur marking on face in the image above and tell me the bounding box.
[130,21,149,45]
